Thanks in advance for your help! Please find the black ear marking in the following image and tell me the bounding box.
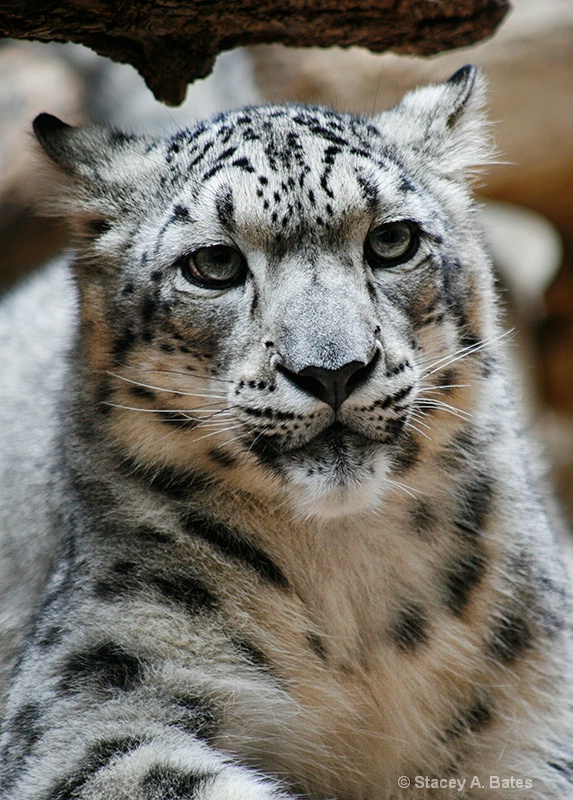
[445,65,478,129]
[33,113,75,166]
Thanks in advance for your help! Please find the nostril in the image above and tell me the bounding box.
[276,366,326,402]
[346,350,380,393]
[276,351,379,411]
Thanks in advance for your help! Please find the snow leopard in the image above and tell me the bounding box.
[0,65,572,799]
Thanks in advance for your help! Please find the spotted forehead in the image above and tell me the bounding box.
[159,105,405,246]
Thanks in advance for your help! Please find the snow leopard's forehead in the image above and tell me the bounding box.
[150,104,436,253]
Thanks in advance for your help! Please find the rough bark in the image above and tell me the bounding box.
[0,0,510,104]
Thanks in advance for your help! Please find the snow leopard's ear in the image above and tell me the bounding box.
[377,66,493,178]
[33,114,160,218]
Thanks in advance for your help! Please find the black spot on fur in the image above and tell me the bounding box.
[45,738,143,800]
[118,458,209,502]
[171,695,219,743]
[60,642,145,694]
[246,433,285,473]
[182,510,288,589]
[146,465,210,499]
[141,292,159,326]
[134,525,172,544]
[209,448,238,468]
[172,204,190,222]
[149,572,218,615]
[456,471,494,539]
[442,543,487,616]
[250,286,260,317]
[548,758,573,783]
[0,703,44,791]
[112,326,138,359]
[391,432,420,473]
[86,218,111,235]
[95,559,217,614]
[129,384,156,401]
[411,499,437,537]
[215,188,235,231]
[141,766,209,799]
[384,416,406,440]
[464,699,493,730]
[488,610,533,665]
[36,624,65,649]
[307,633,328,662]
[460,331,481,349]
[232,156,255,173]
[444,694,493,742]
[159,412,195,430]
[233,638,272,670]
[390,602,429,652]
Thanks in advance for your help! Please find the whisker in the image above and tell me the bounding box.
[421,329,514,378]
[417,398,472,421]
[387,478,424,501]
[417,384,470,393]
[124,366,234,386]
[106,371,227,400]
[407,411,432,429]
[191,425,244,444]
[102,403,237,429]
[404,422,432,441]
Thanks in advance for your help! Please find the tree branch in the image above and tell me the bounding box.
[0,0,510,104]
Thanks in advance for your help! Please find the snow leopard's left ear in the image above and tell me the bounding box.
[377,65,493,178]
[33,113,161,218]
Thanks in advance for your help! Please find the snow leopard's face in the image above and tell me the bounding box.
[35,67,494,518]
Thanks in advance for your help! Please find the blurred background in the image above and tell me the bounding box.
[0,0,572,523]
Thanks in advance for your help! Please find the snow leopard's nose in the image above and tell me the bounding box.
[277,353,379,411]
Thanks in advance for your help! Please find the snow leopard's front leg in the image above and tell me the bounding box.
[1,726,294,799]
[0,569,301,800]
[0,673,297,800]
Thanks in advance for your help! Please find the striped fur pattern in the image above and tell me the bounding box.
[1,67,572,798]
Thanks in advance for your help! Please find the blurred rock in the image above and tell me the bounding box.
[0,41,84,286]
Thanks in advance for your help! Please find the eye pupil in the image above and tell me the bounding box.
[182,245,246,288]
[365,221,418,267]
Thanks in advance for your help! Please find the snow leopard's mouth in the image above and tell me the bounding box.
[249,420,395,517]
[247,420,384,466]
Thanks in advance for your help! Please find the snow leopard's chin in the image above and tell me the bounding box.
[277,426,394,520]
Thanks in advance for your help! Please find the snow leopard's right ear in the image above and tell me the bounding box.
[377,66,493,179]
[33,114,161,217]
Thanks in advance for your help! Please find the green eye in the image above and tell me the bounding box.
[181,245,246,289]
[365,221,419,268]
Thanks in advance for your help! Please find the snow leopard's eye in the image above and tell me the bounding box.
[181,246,247,289]
[365,221,419,268]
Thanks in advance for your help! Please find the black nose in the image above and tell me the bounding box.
[277,352,379,411]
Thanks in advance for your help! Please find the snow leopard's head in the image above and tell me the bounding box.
[34,66,496,519]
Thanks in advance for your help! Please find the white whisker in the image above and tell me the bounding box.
[106,371,227,400]
[421,329,514,378]
[405,422,432,441]
[387,478,423,500]
[417,398,472,421]
[407,411,431,429]
[124,366,234,386]
[103,401,233,418]
[191,425,244,444]
[418,383,470,393]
